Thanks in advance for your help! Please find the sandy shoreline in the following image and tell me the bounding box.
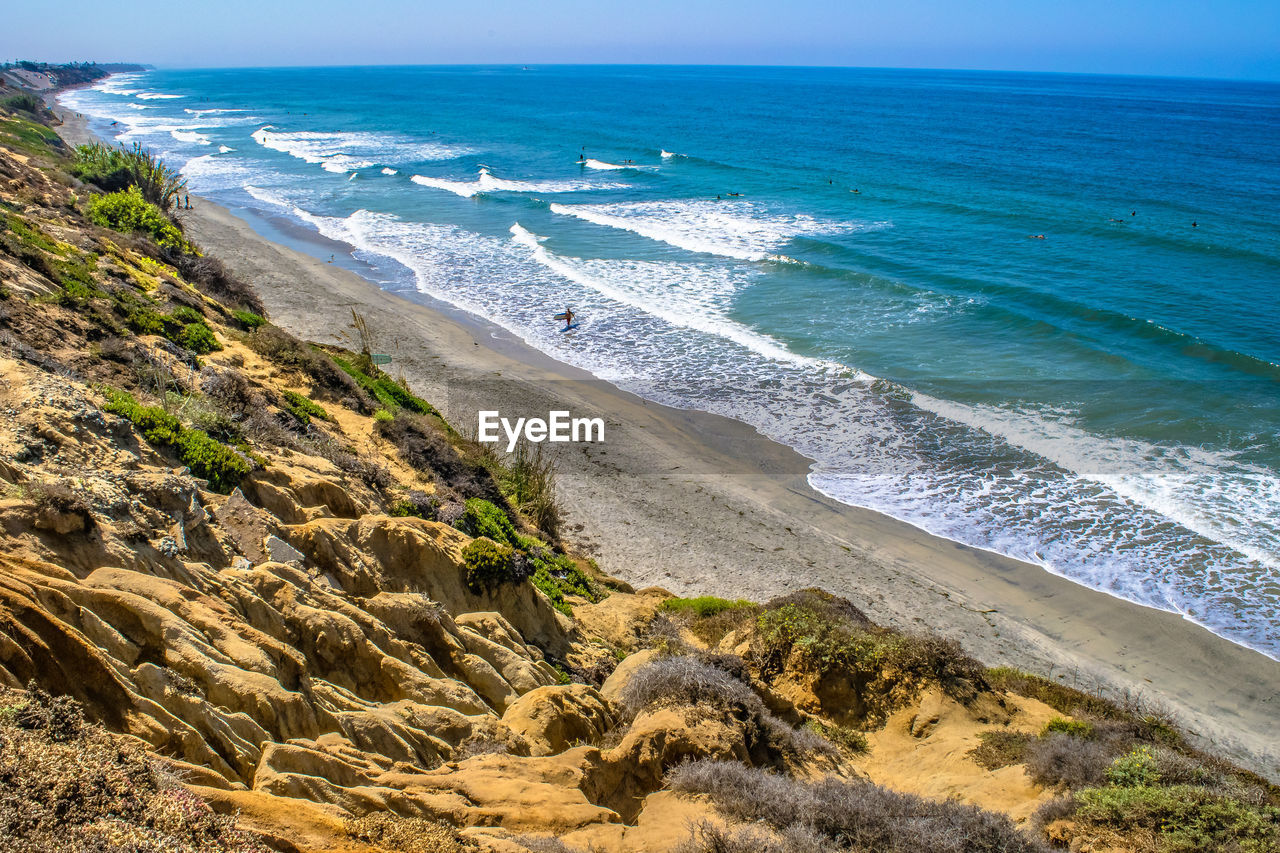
[53,105,1280,777]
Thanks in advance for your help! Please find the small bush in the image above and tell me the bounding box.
[280,389,331,426]
[87,186,189,251]
[201,367,257,416]
[246,327,367,405]
[1043,717,1096,740]
[230,308,267,329]
[73,142,186,212]
[1024,732,1113,789]
[172,254,264,314]
[457,497,520,545]
[968,730,1034,770]
[662,596,758,645]
[102,388,252,493]
[178,319,221,354]
[662,596,756,618]
[0,685,265,853]
[1073,784,1279,852]
[378,414,502,502]
[618,656,762,720]
[622,657,829,762]
[373,408,394,423]
[1106,745,1161,788]
[27,481,95,533]
[1,93,43,115]
[667,759,1049,853]
[389,490,439,520]
[462,537,518,594]
[753,597,988,726]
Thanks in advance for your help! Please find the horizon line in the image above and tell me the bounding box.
[25,59,1280,86]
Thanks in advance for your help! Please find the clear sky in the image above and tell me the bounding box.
[5,0,1279,81]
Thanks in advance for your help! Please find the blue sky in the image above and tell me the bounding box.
[6,0,1279,80]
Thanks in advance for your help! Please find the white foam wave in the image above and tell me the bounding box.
[219,145,235,153]
[136,92,183,100]
[252,126,469,174]
[410,167,626,198]
[550,199,876,262]
[906,391,1280,574]
[184,108,247,116]
[581,158,656,171]
[509,224,832,369]
[95,73,145,96]
[171,129,211,146]
[381,167,398,175]
[660,149,677,159]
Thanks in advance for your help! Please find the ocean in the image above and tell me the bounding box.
[59,65,1280,658]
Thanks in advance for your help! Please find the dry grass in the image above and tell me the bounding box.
[967,730,1034,771]
[619,656,835,763]
[0,685,265,853]
[344,812,478,853]
[667,759,1049,853]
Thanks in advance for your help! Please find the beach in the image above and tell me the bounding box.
[55,105,1280,778]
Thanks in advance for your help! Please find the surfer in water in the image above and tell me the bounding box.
[557,306,576,331]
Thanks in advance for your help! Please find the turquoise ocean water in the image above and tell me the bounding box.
[60,66,1280,657]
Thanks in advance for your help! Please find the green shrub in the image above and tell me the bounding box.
[169,305,204,323]
[530,565,572,616]
[87,186,189,250]
[753,597,987,727]
[456,497,520,546]
[111,290,221,353]
[280,389,331,426]
[661,596,756,618]
[462,537,517,594]
[172,428,252,493]
[101,388,251,493]
[1073,784,1279,852]
[1,93,43,115]
[500,441,560,539]
[73,142,186,211]
[230,309,267,329]
[331,353,438,415]
[1106,745,1161,788]
[1043,717,1096,740]
[178,320,221,354]
[373,408,394,423]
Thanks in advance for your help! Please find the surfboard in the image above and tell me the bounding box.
[554,312,570,320]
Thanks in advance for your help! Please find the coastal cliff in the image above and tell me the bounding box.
[0,91,1276,852]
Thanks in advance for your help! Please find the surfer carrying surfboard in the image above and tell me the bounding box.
[554,306,577,332]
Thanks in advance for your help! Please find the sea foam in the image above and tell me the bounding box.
[410,167,625,198]
[549,199,876,262]
[252,126,469,174]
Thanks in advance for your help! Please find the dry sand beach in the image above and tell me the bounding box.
[56,108,1280,778]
